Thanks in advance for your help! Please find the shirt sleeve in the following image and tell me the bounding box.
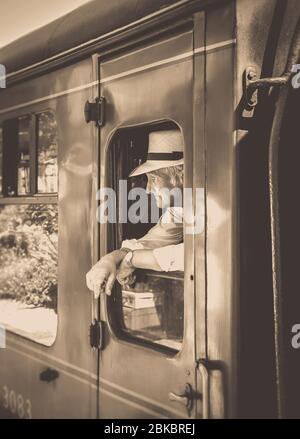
[153,243,184,272]
[121,239,145,251]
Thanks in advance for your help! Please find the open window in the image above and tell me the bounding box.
[106,121,184,352]
[0,110,58,346]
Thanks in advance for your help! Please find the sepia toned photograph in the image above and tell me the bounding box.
[0,0,300,422]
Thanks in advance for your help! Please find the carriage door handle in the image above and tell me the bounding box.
[39,368,59,383]
[169,383,193,412]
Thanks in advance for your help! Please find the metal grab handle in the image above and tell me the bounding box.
[246,70,289,92]
[245,19,300,107]
[198,361,209,419]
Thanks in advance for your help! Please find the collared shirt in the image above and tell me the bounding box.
[121,207,184,271]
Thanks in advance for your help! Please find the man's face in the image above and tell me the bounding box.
[145,171,182,209]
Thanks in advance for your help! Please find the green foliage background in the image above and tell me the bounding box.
[0,204,58,311]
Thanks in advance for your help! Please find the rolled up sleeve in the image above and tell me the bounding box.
[153,243,184,272]
[121,239,144,251]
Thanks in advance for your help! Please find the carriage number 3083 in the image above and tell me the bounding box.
[2,386,32,419]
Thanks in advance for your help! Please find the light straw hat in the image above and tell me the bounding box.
[129,129,184,177]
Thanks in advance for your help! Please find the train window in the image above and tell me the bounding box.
[0,204,58,345]
[0,111,58,346]
[1,111,58,197]
[107,122,184,352]
[37,111,58,194]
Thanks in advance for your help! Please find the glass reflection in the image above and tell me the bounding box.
[37,112,58,194]
[121,272,184,350]
[17,116,31,195]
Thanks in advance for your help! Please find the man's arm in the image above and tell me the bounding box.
[117,243,184,286]
[87,208,183,295]
[86,248,129,297]
[129,249,163,271]
[116,249,162,286]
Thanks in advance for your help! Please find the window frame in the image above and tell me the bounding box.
[0,108,58,199]
[0,108,59,347]
[105,121,185,355]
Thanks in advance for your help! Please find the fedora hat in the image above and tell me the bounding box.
[129,129,184,177]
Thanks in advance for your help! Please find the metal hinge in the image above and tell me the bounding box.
[84,97,106,126]
[89,319,105,350]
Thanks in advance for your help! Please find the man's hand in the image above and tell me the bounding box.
[117,258,136,287]
[86,255,117,298]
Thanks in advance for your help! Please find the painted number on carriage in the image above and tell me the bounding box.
[2,386,32,419]
[291,64,300,89]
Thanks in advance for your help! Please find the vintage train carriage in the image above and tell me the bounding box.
[0,0,300,419]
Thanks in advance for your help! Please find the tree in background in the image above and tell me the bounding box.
[0,203,58,311]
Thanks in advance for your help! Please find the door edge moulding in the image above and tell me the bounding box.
[0,39,236,116]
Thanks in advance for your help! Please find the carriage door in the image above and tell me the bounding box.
[97,17,206,419]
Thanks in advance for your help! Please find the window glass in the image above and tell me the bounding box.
[121,272,184,350]
[37,111,58,193]
[17,116,31,195]
[108,123,184,352]
[0,203,58,345]
[0,110,59,345]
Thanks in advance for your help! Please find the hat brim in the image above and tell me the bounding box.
[129,159,184,177]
